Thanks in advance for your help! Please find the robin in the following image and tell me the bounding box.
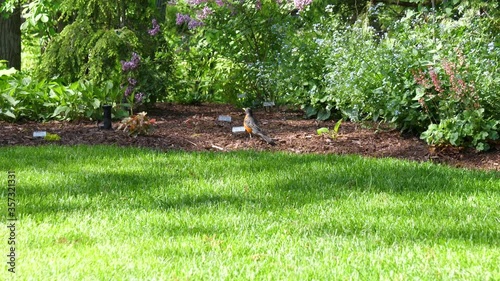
[243,108,275,145]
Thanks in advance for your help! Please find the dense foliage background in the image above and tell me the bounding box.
[1,0,499,150]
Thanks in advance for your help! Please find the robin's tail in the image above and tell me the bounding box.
[256,132,275,145]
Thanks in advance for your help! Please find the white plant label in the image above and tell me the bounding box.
[232,126,246,133]
[33,131,47,138]
[218,115,232,122]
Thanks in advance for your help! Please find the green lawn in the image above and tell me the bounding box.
[1,145,499,280]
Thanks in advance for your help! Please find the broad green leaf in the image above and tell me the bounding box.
[40,14,49,23]
[52,105,69,117]
[303,105,317,118]
[317,109,331,121]
[317,127,329,135]
[0,108,16,119]
[0,68,17,76]
[92,99,101,109]
[104,80,114,91]
[1,93,19,106]
[333,119,343,134]
[449,132,459,145]
[413,87,426,100]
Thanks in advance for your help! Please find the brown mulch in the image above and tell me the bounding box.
[1,103,499,172]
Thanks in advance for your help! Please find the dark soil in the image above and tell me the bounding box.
[1,103,499,172]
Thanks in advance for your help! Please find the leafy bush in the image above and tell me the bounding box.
[0,73,123,121]
[4,0,500,151]
[39,22,137,83]
[162,31,236,104]
[163,0,318,105]
[36,0,175,106]
[421,109,499,151]
[317,6,499,150]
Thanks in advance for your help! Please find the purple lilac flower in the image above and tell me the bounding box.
[197,6,213,20]
[215,0,224,7]
[148,19,160,36]
[135,92,144,103]
[121,60,133,72]
[124,85,133,97]
[176,13,192,25]
[294,0,312,11]
[188,19,203,29]
[128,77,137,86]
[121,52,140,72]
[131,52,140,66]
[187,0,207,5]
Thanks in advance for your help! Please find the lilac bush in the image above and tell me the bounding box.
[187,0,208,5]
[120,49,146,113]
[176,12,204,29]
[173,0,314,30]
[167,0,316,104]
[116,15,175,112]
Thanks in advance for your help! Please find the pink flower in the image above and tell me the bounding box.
[428,68,443,94]
[294,0,312,11]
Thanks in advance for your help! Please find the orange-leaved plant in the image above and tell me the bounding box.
[118,112,156,137]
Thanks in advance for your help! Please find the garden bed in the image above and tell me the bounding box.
[1,103,499,171]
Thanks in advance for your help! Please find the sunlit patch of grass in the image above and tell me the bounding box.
[0,145,498,280]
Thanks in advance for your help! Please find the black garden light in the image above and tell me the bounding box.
[102,104,112,129]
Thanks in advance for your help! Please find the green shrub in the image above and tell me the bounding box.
[421,109,499,151]
[0,74,123,121]
[163,0,319,105]
[317,7,499,149]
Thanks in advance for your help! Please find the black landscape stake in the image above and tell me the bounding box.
[102,104,112,129]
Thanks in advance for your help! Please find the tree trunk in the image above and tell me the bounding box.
[0,3,22,70]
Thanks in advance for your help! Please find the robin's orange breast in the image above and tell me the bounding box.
[244,123,252,133]
[244,116,253,133]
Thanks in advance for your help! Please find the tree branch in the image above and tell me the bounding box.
[372,0,444,8]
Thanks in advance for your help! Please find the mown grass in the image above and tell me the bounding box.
[0,145,499,280]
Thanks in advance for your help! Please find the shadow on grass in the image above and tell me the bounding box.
[2,145,499,246]
[309,220,500,247]
[7,145,499,205]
